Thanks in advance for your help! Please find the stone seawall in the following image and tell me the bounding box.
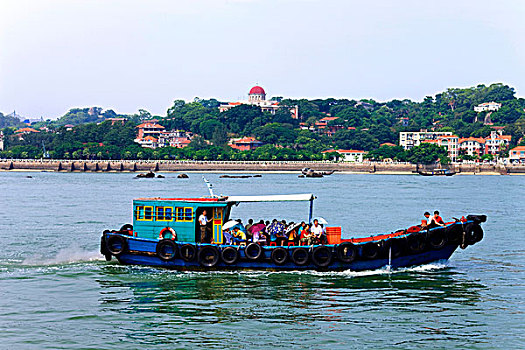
[1,159,524,174]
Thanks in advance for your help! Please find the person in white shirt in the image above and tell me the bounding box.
[310,219,326,244]
[199,210,210,243]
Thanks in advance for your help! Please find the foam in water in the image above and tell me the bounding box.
[22,243,103,266]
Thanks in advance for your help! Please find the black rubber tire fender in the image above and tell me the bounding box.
[105,235,128,256]
[361,242,380,260]
[270,247,289,265]
[221,246,239,265]
[244,243,263,260]
[311,246,333,267]
[100,232,110,256]
[428,228,447,249]
[445,224,462,244]
[198,245,220,267]
[336,242,357,263]
[180,244,197,262]
[291,248,309,266]
[156,239,178,261]
[381,238,403,259]
[407,233,425,253]
[466,224,484,245]
[120,224,133,232]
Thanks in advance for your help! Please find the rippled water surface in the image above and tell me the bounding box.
[1,172,524,349]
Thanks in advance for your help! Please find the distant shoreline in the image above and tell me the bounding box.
[1,159,524,175]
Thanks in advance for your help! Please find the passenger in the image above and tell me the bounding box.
[433,211,446,227]
[287,222,299,246]
[245,219,254,232]
[421,212,432,229]
[252,230,266,244]
[245,219,254,241]
[232,227,247,244]
[267,219,285,245]
[199,210,211,243]
[300,224,314,245]
[310,219,326,244]
[223,229,233,245]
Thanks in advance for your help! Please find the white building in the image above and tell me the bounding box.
[399,130,453,150]
[322,149,366,162]
[219,86,299,118]
[474,102,502,113]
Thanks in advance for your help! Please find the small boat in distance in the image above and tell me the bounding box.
[418,168,456,176]
[100,192,486,272]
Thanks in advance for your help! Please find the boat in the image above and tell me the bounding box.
[100,193,486,271]
[418,168,456,176]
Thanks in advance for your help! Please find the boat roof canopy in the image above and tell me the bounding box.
[225,194,315,203]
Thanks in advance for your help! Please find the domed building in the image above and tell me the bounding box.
[248,85,266,102]
[219,85,299,119]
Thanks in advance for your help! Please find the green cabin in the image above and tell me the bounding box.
[133,197,232,243]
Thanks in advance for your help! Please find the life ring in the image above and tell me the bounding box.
[156,239,178,261]
[407,233,425,253]
[291,248,309,266]
[407,226,421,233]
[271,247,288,265]
[361,242,380,260]
[336,242,356,263]
[428,228,447,249]
[198,245,220,267]
[105,235,128,256]
[311,246,332,267]
[159,227,177,240]
[465,224,483,246]
[221,246,239,265]
[180,244,197,262]
[381,238,403,259]
[244,243,263,260]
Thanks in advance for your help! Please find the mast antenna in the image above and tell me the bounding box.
[202,176,216,197]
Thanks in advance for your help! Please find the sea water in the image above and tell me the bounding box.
[0,172,523,349]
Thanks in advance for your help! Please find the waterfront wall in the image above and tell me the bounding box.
[1,159,524,174]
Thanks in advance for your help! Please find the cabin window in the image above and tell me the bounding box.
[176,207,193,222]
[136,205,153,221]
[156,206,173,221]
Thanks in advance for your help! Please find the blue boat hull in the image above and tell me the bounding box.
[110,235,459,272]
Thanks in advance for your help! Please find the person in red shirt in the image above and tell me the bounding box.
[433,211,446,227]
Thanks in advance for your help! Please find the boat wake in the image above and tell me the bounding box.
[125,261,452,279]
[22,244,104,266]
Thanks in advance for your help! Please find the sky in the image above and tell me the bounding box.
[0,0,524,119]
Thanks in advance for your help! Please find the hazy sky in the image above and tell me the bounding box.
[1,0,524,119]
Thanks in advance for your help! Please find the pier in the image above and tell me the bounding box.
[1,159,524,174]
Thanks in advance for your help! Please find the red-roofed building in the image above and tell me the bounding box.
[136,122,165,139]
[509,146,525,163]
[135,135,158,149]
[315,116,343,136]
[15,127,40,134]
[15,127,40,140]
[459,137,485,158]
[322,149,366,162]
[485,130,511,156]
[229,137,264,151]
[422,135,459,162]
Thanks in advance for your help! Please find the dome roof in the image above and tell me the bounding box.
[249,86,266,95]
